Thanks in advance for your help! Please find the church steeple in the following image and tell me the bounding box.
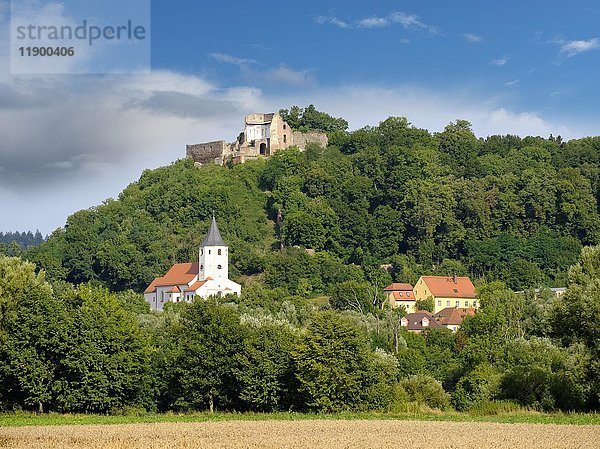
[199,216,228,282]
[200,215,226,247]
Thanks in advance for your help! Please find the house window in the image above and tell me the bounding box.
[209,250,211,254]
[284,135,287,143]
[217,264,222,269]
[399,292,403,297]
[438,300,442,306]
[446,301,450,306]
[283,124,286,129]
[473,301,478,307]
[453,288,459,293]
[465,301,469,307]
[200,249,203,256]
[406,292,411,297]
[455,301,460,307]
[218,249,221,255]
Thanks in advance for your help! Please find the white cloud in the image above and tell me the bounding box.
[463,33,483,42]
[357,17,389,29]
[314,16,349,28]
[264,65,313,85]
[491,57,508,66]
[209,52,258,67]
[559,38,600,57]
[316,11,439,35]
[504,79,520,87]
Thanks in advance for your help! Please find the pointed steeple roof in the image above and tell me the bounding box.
[200,216,226,247]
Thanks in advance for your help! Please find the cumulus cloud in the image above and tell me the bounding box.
[462,33,483,42]
[559,38,600,57]
[315,11,439,34]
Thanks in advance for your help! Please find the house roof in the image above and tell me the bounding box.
[143,277,160,294]
[420,276,477,298]
[184,280,208,292]
[167,285,181,293]
[434,307,476,326]
[401,311,443,331]
[384,282,414,291]
[149,262,199,290]
[392,291,414,300]
[200,216,226,247]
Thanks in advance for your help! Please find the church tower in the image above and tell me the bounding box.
[199,216,229,281]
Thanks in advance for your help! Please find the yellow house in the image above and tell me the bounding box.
[413,275,478,313]
[383,283,416,312]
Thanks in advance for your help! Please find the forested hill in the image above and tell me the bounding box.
[24,116,600,293]
[0,231,45,255]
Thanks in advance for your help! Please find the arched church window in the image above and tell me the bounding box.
[217,264,222,269]
[200,264,203,270]
[218,249,222,255]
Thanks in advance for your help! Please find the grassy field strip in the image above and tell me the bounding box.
[1,411,600,427]
[1,419,599,449]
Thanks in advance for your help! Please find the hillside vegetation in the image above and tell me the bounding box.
[24,116,600,292]
[1,111,599,415]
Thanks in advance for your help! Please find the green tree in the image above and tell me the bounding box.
[164,300,245,412]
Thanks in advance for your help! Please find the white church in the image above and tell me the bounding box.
[143,216,242,311]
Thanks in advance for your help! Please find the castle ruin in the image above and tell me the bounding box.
[186,112,328,165]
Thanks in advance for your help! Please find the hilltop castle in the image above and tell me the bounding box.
[186,112,328,165]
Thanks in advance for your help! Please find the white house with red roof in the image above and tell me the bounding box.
[143,216,241,311]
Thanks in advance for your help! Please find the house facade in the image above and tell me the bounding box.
[143,217,241,311]
[413,275,478,313]
[384,282,416,312]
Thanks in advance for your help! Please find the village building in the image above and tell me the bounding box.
[400,310,443,333]
[143,217,241,311]
[434,307,476,332]
[384,282,416,312]
[186,112,328,165]
[413,275,478,313]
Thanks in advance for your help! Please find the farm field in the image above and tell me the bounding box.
[1,419,599,449]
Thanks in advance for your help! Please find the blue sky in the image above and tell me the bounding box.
[0,0,599,233]
[152,0,600,123]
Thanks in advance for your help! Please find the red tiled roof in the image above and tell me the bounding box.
[434,307,476,326]
[392,291,414,300]
[153,263,199,287]
[184,280,208,292]
[143,277,160,294]
[384,282,414,291]
[420,276,477,298]
[167,286,181,293]
[401,311,443,331]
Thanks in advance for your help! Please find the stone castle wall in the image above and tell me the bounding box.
[292,131,328,149]
[187,114,328,166]
[186,141,226,165]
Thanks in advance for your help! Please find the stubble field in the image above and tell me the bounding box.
[1,419,599,449]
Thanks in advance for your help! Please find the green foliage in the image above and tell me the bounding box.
[0,259,151,413]
[293,311,398,412]
[415,296,435,313]
[279,105,348,133]
[163,300,245,412]
[399,375,451,410]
